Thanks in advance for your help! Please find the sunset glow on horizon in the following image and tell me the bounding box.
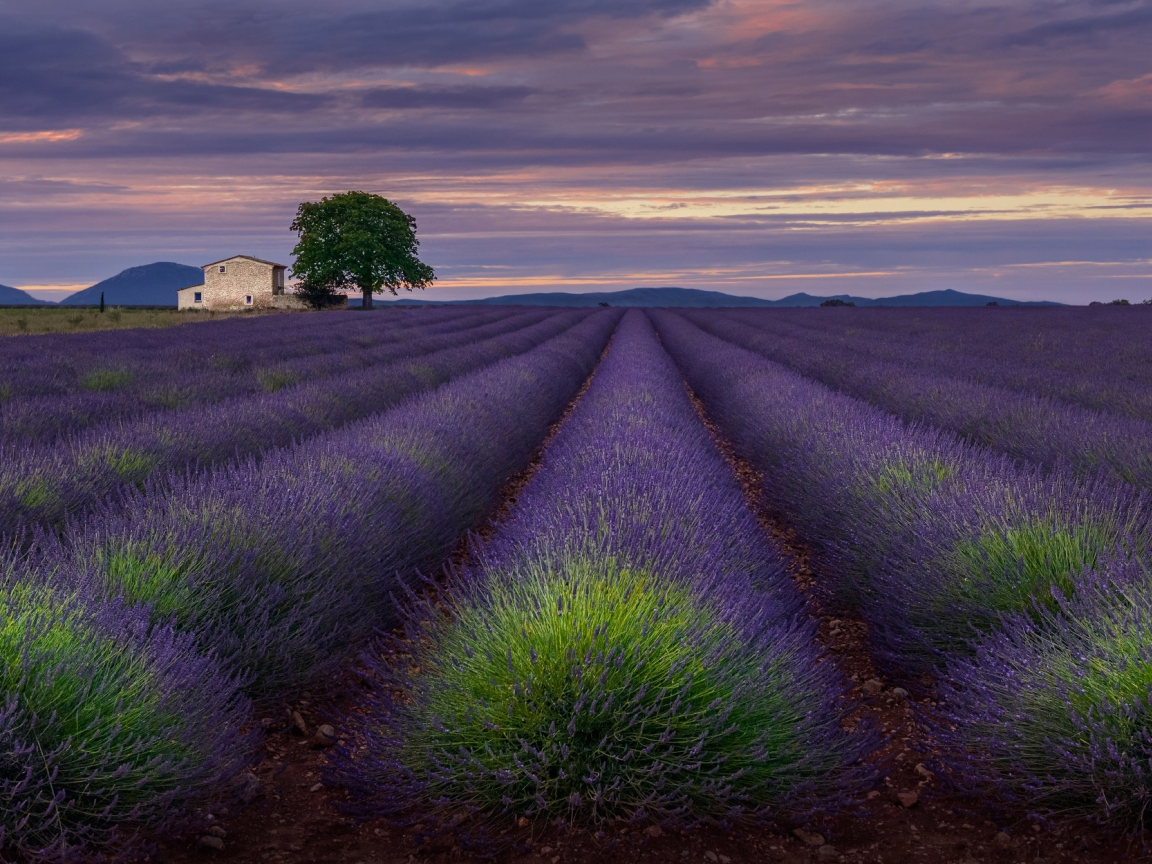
[2,0,1151,304]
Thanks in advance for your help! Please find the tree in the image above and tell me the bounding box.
[290,191,435,310]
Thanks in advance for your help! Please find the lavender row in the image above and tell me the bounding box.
[1,307,530,444]
[336,311,870,845]
[936,553,1152,831]
[653,310,1152,666]
[0,310,588,538]
[1,558,252,861]
[1,311,620,861]
[684,310,1152,489]
[40,308,620,698]
[651,311,1152,825]
[718,307,1152,423]
[0,305,482,401]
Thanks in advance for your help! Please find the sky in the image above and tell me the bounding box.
[1,0,1150,304]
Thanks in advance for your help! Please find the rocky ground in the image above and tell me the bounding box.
[152,600,1139,864]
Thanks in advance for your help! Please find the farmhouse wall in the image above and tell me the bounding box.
[176,256,298,310]
[203,257,282,309]
[176,287,201,310]
[177,258,348,310]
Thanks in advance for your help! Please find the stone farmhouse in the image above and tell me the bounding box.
[176,255,346,310]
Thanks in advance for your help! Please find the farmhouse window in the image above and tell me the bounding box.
[194,292,202,303]
[219,265,227,273]
[245,295,253,305]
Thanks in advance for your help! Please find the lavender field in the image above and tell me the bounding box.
[2,306,1151,861]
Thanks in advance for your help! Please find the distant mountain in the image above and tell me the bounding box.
[368,286,765,308]
[375,286,1061,308]
[59,262,204,306]
[462,287,779,308]
[0,284,52,305]
[775,289,1061,308]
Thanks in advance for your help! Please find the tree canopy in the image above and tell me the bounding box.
[290,191,435,310]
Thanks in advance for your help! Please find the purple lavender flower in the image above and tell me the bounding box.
[939,553,1152,832]
[691,306,1152,423]
[647,310,1152,679]
[0,308,537,443]
[683,309,1152,490]
[0,566,252,862]
[335,311,871,845]
[0,309,589,536]
[17,311,620,702]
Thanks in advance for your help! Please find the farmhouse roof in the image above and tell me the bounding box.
[202,255,287,270]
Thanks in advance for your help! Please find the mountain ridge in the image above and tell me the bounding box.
[58,262,204,307]
[0,284,52,306]
[6,270,1064,308]
[373,286,1062,308]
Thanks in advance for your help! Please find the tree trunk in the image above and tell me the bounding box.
[362,286,373,310]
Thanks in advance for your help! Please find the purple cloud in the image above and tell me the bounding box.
[0,0,1150,302]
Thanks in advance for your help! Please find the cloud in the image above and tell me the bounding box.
[0,20,326,123]
[0,177,132,202]
[1003,1,1152,46]
[21,0,714,76]
[1,0,1150,302]
[359,85,537,110]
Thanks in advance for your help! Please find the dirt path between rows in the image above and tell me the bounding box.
[151,337,1141,864]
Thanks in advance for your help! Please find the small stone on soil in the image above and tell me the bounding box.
[891,687,909,698]
[817,844,839,859]
[793,829,825,847]
[312,724,337,747]
[645,825,663,838]
[863,679,884,696]
[198,836,224,850]
[897,791,919,808]
[238,772,262,803]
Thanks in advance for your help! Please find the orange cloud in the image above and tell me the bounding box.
[1098,74,1152,102]
[696,56,766,69]
[16,284,90,302]
[0,130,82,144]
[434,67,493,77]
